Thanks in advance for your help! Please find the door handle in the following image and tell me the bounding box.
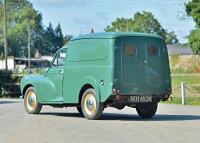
[144,60,147,64]
[58,70,63,75]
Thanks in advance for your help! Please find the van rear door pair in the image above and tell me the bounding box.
[116,37,163,94]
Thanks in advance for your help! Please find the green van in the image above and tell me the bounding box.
[20,32,171,120]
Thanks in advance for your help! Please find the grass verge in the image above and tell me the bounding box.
[163,96,200,106]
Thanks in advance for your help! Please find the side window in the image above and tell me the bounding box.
[52,49,67,67]
[57,51,66,66]
[148,44,159,56]
[124,42,137,56]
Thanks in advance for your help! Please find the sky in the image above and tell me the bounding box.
[30,0,195,43]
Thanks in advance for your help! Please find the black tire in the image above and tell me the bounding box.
[24,87,42,114]
[81,88,104,120]
[76,106,83,116]
[136,102,158,119]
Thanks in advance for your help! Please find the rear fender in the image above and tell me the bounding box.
[78,76,101,102]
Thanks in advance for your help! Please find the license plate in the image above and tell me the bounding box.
[129,96,152,103]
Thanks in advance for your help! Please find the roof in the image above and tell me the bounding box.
[71,32,163,41]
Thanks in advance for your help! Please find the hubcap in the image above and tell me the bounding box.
[84,93,97,115]
[26,91,37,111]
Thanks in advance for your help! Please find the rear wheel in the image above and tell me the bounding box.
[81,88,104,120]
[136,102,158,119]
[24,87,42,114]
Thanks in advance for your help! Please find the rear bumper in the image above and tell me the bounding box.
[107,94,170,104]
[112,87,172,97]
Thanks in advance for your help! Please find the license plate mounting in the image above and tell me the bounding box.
[129,96,152,103]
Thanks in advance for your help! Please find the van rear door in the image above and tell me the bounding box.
[143,37,165,92]
[115,36,168,95]
[115,37,142,94]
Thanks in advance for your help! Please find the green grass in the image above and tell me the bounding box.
[171,75,200,86]
[166,75,200,106]
[163,96,200,106]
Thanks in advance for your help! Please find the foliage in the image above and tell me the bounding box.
[186,0,200,28]
[190,55,200,73]
[0,0,43,57]
[188,29,200,54]
[40,23,67,55]
[104,11,178,44]
[64,35,73,45]
[0,0,72,58]
[170,55,200,74]
[0,69,19,97]
[165,31,178,45]
[0,69,43,97]
[169,55,180,69]
[186,0,200,54]
[0,1,4,54]
[0,53,3,60]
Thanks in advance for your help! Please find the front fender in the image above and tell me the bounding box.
[20,74,44,98]
[20,74,57,103]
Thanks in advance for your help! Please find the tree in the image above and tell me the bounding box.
[105,18,130,32]
[165,31,178,45]
[63,35,73,45]
[105,11,178,44]
[188,29,200,55]
[41,23,55,55]
[41,23,66,55]
[186,0,200,54]
[0,1,4,55]
[186,0,200,28]
[0,0,70,58]
[0,0,43,57]
[54,23,64,51]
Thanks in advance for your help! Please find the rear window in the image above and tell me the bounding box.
[124,43,137,56]
[148,44,159,56]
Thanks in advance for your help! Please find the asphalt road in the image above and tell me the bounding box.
[0,99,200,143]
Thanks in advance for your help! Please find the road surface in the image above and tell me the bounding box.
[0,99,200,143]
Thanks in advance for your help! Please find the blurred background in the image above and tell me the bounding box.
[0,0,199,105]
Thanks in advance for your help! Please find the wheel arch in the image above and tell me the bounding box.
[78,76,101,104]
[22,84,34,98]
[78,84,94,104]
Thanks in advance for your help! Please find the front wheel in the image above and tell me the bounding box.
[81,88,104,120]
[136,102,158,119]
[24,87,42,114]
[76,106,83,116]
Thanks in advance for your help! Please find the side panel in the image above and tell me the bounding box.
[63,39,114,103]
[67,39,107,62]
